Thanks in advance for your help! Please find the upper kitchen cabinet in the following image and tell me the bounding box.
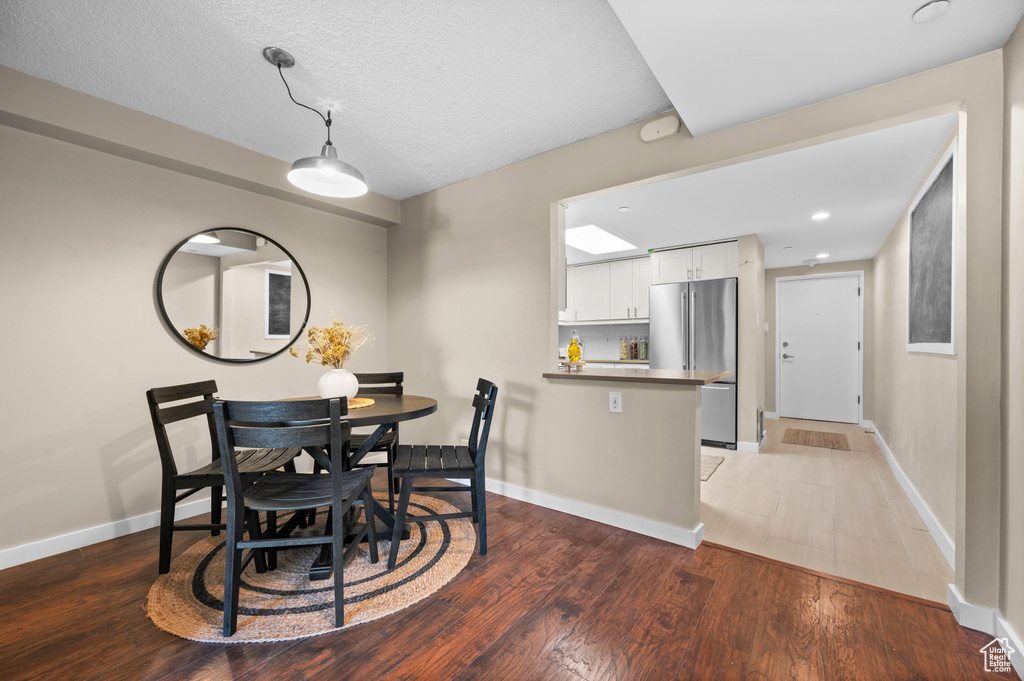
[562,256,651,323]
[632,257,651,318]
[650,241,738,284]
[650,247,693,284]
[609,260,633,319]
[558,262,576,322]
[693,241,738,280]
[573,262,611,320]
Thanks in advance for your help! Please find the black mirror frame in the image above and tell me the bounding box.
[155,227,312,364]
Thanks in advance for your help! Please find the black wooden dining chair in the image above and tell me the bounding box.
[145,380,301,574]
[213,398,378,636]
[387,378,497,569]
[350,372,404,511]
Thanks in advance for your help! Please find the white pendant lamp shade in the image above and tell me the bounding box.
[287,144,368,198]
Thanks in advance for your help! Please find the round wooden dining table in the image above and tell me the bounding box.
[285,394,438,580]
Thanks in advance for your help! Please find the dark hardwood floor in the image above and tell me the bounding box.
[1,476,1017,681]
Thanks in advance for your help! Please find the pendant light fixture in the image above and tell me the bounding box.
[263,47,368,198]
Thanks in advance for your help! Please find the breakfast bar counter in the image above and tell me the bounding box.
[543,367,731,385]
[539,366,732,550]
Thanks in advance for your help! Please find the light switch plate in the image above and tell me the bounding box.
[609,391,622,413]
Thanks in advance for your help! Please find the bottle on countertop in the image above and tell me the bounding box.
[629,336,638,360]
[639,335,648,361]
[619,336,629,360]
[568,329,583,362]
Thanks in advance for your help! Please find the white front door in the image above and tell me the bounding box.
[777,273,862,423]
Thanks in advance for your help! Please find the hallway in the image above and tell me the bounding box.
[701,418,954,602]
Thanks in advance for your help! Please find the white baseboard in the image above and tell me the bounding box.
[948,584,1024,676]
[869,424,955,569]
[0,498,211,571]
[765,412,778,420]
[485,478,704,549]
[737,440,760,453]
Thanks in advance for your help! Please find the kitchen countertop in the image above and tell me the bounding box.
[543,367,732,385]
[557,357,649,364]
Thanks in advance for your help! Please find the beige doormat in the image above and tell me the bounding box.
[147,494,475,643]
[701,454,725,481]
[782,428,850,450]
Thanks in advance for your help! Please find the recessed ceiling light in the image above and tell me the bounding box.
[618,206,632,213]
[565,225,637,255]
[811,212,830,221]
[188,233,220,244]
[816,252,830,259]
[913,0,949,23]
[783,246,793,251]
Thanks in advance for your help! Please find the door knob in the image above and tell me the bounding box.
[783,353,795,359]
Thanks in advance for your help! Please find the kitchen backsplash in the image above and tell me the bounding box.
[559,323,651,360]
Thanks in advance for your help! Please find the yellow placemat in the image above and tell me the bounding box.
[348,397,375,409]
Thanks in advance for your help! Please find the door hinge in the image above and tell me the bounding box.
[858,341,861,350]
[858,287,861,296]
[857,395,861,404]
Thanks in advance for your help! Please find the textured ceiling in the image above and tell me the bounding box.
[566,113,958,270]
[1,1,1020,203]
[609,0,1024,137]
[0,0,671,199]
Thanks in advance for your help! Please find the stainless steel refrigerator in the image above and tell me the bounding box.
[649,278,737,449]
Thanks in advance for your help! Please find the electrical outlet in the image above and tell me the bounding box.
[609,391,622,413]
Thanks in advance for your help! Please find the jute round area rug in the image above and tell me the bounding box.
[146,494,475,643]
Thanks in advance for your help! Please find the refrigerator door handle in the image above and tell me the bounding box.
[680,290,688,369]
[689,290,696,369]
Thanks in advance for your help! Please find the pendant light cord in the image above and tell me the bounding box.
[277,64,333,146]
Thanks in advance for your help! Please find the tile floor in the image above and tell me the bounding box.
[700,417,955,603]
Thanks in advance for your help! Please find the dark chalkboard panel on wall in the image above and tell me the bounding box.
[266,270,292,339]
[907,146,956,354]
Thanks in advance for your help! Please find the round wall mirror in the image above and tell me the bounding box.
[156,228,311,362]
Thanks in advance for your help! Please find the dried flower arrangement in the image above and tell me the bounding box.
[290,320,371,369]
[182,325,219,351]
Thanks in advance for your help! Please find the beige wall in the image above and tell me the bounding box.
[390,50,1006,609]
[1002,17,1024,650]
[871,133,960,540]
[764,260,874,417]
[0,102,390,553]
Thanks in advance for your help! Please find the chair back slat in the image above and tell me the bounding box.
[155,397,215,425]
[148,380,218,405]
[475,378,496,398]
[220,398,347,422]
[229,423,339,450]
[354,371,404,396]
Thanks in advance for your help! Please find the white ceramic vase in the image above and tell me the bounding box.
[317,368,359,400]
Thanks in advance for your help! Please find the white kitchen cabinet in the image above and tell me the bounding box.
[632,257,651,318]
[572,262,610,320]
[562,256,651,322]
[609,260,633,320]
[693,242,738,280]
[650,242,737,284]
[558,264,575,322]
[650,247,693,284]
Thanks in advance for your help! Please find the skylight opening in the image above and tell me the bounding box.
[565,225,637,255]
